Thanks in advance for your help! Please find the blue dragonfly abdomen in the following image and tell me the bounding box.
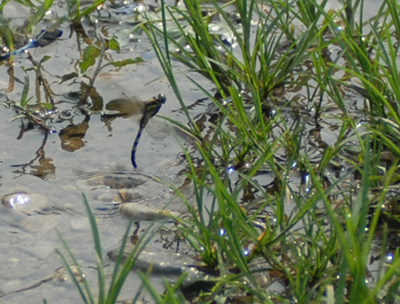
[0,28,62,61]
[131,94,166,168]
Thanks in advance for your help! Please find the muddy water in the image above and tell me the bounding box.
[0,9,207,303]
[0,0,389,302]
[0,74,201,303]
[0,88,184,302]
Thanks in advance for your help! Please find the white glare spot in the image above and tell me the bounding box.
[243,249,249,256]
[208,24,220,32]
[304,173,310,192]
[9,194,29,208]
[385,253,394,263]
[135,4,146,12]
[228,167,234,174]
[219,228,225,236]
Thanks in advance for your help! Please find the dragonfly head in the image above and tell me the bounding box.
[157,94,167,104]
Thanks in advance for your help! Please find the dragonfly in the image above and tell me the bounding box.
[0,28,63,61]
[131,94,166,168]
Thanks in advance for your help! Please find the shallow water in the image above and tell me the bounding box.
[0,7,201,302]
[0,0,393,302]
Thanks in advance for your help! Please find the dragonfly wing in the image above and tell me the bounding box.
[145,119,170,140]
[36,29,63,47]
[105,97,144,118]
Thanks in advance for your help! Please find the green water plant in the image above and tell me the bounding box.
[67,0,106,23]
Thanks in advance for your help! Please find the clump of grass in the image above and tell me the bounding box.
[140,0,400,302]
